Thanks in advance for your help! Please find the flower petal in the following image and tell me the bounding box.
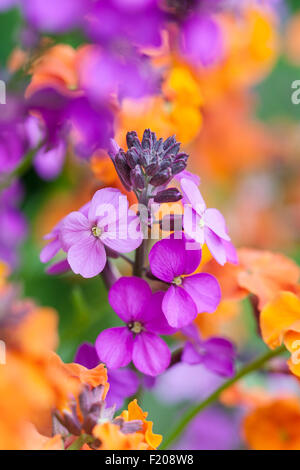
[61,211,90,251]
[95,327,134,369]
[162,285,197,328]
[182,342,204,365]
[204,227,227,265]
[132,332,171,376]
[40,237,61,263]
[88,187,126,225]
[46,258,70,275]
[101,211,143,253]
[183,273,221,313]
[74,342,100,369]
[181,178,206,215]
[67,235,106,278]
[143,291,178,335]
[203,208,230,241]
[108,276,152,322]
[149,237,186,282]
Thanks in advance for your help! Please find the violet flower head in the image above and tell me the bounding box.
[79,48,159,103]
[109,129,188,201]
[27,88,114,159]
[96,277,176,376]
[0,182,27,269]
[149,235,221,328]
[181,324,235,377]
[0,95,29,176]
[74,342,139,410]
[181,177,238,265]
[85,0,164,49]
[176,407,240,450]
[60,188,142,278]
[21,0,87,33]
[181,13,224,66]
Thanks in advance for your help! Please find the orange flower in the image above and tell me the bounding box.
[243,398,300,450]
[93,423,148,450]
[194,299,240,339]
[26,44,78,97]
[260,291,300,378]
[260,291,300,350]
[203,248,300,309]
[120,399,162,450]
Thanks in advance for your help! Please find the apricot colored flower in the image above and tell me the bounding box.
[243,398,300,450]
[260,292,300,350]
[93,422,148,450]
[203,248,300,309]
[26,44,78,97]
[119,399,162,450]
[260,291,300,378]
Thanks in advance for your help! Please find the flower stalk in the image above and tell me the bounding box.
[161,344,286,449]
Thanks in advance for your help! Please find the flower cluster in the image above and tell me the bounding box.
[41,128,236,381]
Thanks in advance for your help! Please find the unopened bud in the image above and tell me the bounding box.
[115,151,132,191]
[149,167,172,186]
[126,131,138,148]
[154,187,182,203]
[130,166,145,190]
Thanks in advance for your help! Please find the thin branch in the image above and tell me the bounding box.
[161,344,286,450]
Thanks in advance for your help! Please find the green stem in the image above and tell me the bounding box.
[161,345,286,450]
[0,141,44,192]
[67,434,93,450]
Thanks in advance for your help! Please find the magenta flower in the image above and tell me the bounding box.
[181,325,235,377]
[21,0,86,33]
[60,188,142,278]
[149,236,221,328]
[96,277,175,376]
[180,14,223,66]
[181,177,237,265]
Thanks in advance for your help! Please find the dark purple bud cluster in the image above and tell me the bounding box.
[111,129,188,196]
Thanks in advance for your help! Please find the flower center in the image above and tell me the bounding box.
[92,225,102,238]
[199,217,205,229]
[128,321,144,334]
[173,276,182,286]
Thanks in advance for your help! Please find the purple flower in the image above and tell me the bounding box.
[181,177,237,265]
[40,201,90,274]
[74,342,140,409]
[181,324,235,377]
[33,140,66,181]
[60,189,142,278]
[25,115,66,180]
[21,0,86,33]
[96,277,175,376]
[27,88,114,159]
[176,407,241,450]
[180,14,223,66]
[149,236,221,328]
[85,0,164,49]
[0,182,27,269]
[106,368,139,409]
[79,49,159,102]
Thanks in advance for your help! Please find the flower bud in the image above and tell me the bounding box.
[126,131,138,148]
[154,187,183,203]
[149,167,172,186]
[114,150,132,191]
[130,165,145,190]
